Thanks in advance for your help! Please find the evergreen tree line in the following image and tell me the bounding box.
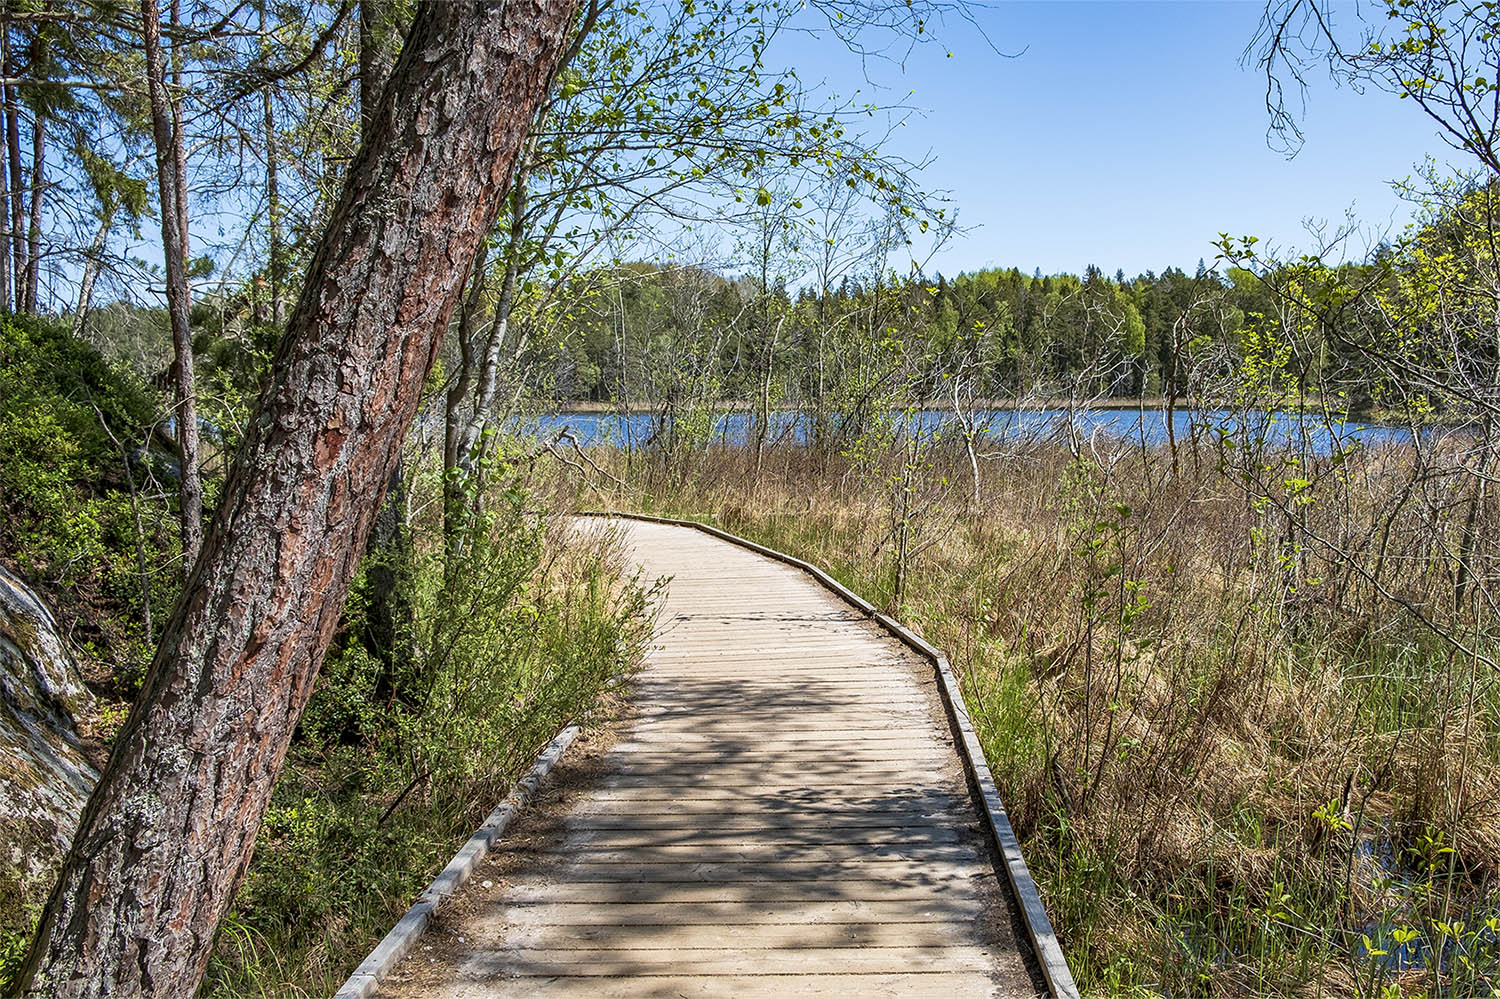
[533,255,1384,416]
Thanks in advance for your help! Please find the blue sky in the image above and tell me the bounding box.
[779,0,1456,278]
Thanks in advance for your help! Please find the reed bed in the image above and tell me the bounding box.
[543,429,1500,998]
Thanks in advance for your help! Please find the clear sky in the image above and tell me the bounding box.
[780,0,1457,279]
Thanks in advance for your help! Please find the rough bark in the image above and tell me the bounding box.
[0,565,98,919]
[168,0,187,262]
[19,3,578,996]
[141,0,203,569]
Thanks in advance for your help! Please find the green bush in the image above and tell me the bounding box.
[202,480,654,997]
[0,314,175,673]
[0,923,28,995]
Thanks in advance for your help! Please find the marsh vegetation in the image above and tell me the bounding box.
[555,426,1500,997]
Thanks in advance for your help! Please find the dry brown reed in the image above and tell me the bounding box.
[538,431,1500,997]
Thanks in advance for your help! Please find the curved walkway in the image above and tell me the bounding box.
[372,517,1047,998]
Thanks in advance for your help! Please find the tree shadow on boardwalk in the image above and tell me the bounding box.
[376,673,1050,997]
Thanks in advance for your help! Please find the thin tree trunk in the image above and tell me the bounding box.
[755,329,776,478]
[73,204,114,337]
[358,0,397,143]
[952,375,980,508]
[444,241,489,547]
[19,4,577,996]
[616,278,634,466]
[23,109,42,311]
[753,214,773,478]
[0,71,9,313]
[261,70,282,325]
[140,0,202,569]
[3,22,24,313]
[444,134,542,555]
[1455,428,1493,611]
[456,156,531,474]
[169,0,187,259]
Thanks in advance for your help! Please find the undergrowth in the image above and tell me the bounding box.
[0,319,654,997]
[198,481,654,997]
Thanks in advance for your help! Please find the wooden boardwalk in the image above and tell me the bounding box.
[373,518,1046,998]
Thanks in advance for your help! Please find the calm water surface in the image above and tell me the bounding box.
[532,408,1415,453]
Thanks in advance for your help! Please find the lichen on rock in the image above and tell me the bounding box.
[0,563,98,926]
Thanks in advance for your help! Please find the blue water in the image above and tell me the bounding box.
[530,408,1414,454]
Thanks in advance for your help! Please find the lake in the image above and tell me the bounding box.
[530,407,1416,454]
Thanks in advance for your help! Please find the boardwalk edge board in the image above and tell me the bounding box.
[331,725,580,999]
[582,510,1083,999]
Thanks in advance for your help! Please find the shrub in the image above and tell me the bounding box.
[202,476,653,997]
[0,313,176,679]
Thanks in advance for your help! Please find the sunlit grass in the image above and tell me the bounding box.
[558,438,1500,998]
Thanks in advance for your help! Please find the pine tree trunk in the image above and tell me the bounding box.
[264,95,282,325]
[0,81,9,314]
[260,8,283,330]
[140,0,203,569]
[168,0,188,258]
[18,4,577,996]
[3,24,24,313]
[23,110,42,312]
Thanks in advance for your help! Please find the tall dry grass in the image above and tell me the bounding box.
[543,429,1500,998]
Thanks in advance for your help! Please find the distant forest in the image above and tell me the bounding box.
[542,259,1258,406]
[468,250,1442,423]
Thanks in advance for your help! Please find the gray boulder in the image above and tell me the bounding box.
[0,563,98,922]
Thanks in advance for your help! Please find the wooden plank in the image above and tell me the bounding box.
[628,678,933,691]
[486,921,988,950]
[498,880,991,905]
[626,715,935,729]
[624,705,936,720]
[555,826,963,848]
[536,841,976,864]
[458,945,1005,976]
[520,859,990,882]
[368,519,1047,999]
[613,727,942,741]
[485,897,989,923]
[587,777,951,792]
[564,805,970,823]
[629,704,936,718]
[565,797,971,818]
[381,973,1009,999]
[562,787,966,805]
[562,805,964,824]
[583,761,951,778]
[600,748,946,761]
